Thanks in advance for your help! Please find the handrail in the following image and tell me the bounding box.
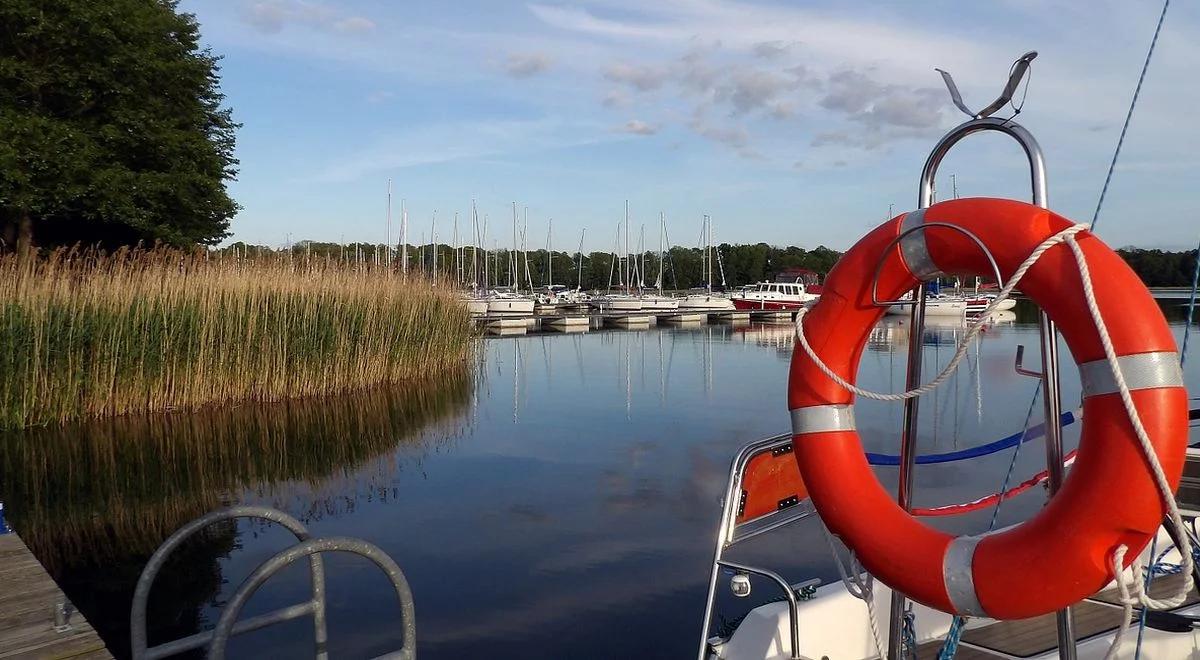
[130,506,327,660]
[208,537,416,660]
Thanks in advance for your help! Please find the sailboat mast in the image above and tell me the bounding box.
[623,200,630,293]
[510,202,518,290]
[547,218,553,287]
[523,206,532,290]
[401,199,408,276]
[453,211,460,284]
[386,179,392,267]
[576,229,586,291]
[657,212,665,294]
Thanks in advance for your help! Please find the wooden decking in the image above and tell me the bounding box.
[0,532,111,660]
[916,573,1197,659]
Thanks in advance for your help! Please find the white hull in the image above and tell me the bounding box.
[886,297,1018,316]
[641,296,679,311]
[487,298,535,315]
[590,296,644,312]
[464,299,489,316]
[713,527,1190,660]
[678,294,735,311]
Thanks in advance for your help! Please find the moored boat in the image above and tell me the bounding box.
[730,281,818,310]
[486,290,535,316]
[678,292,735,311]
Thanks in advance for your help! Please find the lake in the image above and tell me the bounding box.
[1,300,1197,659]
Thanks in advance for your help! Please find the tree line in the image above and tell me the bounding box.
[216,241,842,291]
[218,241,1198,291]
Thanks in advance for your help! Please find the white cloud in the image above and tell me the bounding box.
[313,118,615,183]
[752,40,791,59]
[619,119,658,135]
[605,62,671,91]
[241,1,374,36]
[506,52,554,78]
[334,16,376,34]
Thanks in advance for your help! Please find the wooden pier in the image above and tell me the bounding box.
[474,308,768,335]
[0,531,111,659]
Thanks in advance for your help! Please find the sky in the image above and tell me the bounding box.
[182,0,1200,252]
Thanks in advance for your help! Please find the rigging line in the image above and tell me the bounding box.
[1090,0,1171,231]
[1182,233,1199,367]
[940,382,1042,660]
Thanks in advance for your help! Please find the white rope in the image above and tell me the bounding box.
[822,522,886,658]
[797,222,1193,659]
[793,223,1088,401]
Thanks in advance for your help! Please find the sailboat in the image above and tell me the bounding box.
[461,202,489,316]
[679,214,736,311]
[590,201,645,312]
[640,212,679,311]
[486,203,536,316]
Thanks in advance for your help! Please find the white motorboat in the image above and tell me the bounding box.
[886,292,1018,316]
[678,292,735,311]
[730,281,818,311]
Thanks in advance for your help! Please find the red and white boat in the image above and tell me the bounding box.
[730,269,821,311]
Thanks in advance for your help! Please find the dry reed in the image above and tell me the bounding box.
[0,247,475,429]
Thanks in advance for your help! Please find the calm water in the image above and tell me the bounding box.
[1,301,1197,659]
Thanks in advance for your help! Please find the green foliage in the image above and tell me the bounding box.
[275,241,849,291]
[1116,248,1199,287]
[0,0,239,248]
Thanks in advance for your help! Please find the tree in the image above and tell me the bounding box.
[0,0,239,255]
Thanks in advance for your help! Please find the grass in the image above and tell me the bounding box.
[0,247,475,429]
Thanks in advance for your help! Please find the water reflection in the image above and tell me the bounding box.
[0,370,474,567]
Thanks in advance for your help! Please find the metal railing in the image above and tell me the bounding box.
[697,433,818,660]
[130,505,415,659]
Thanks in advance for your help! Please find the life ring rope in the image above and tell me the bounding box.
[792,217,1191,656]
[792,222,1087,402]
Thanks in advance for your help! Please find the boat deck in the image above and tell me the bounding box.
[915,573,1196,659]
[0,532,111,659]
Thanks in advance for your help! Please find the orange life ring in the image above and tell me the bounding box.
[788,197,1188,619]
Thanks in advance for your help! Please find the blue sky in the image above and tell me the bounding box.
[183,0,1200,252]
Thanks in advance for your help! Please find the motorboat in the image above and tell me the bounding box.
[885,292,1018,316]
[730,281,818,311]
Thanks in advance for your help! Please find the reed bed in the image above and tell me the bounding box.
[0,247,475,429]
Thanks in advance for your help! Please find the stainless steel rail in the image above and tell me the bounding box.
[888,55,1075,659]
[208,537,416,660]
[697,433,816,660]
[130,506,328,660]
[131,506,416,660]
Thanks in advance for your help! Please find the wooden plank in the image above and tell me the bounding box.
[1092,571,1200,608]
[955,601,1130,658]
[0,533,113,660]
[916,640,1003,660]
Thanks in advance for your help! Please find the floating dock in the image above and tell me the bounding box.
[0,530,111,659]
[473,308,766,333]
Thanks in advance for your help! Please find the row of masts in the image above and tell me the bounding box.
[383,186,728,295]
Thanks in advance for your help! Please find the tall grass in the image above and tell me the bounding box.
[0,247,474,429]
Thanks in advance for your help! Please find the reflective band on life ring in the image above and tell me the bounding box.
[787,197,1189,620]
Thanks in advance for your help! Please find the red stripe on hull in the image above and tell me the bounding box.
[730,298,806,311]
